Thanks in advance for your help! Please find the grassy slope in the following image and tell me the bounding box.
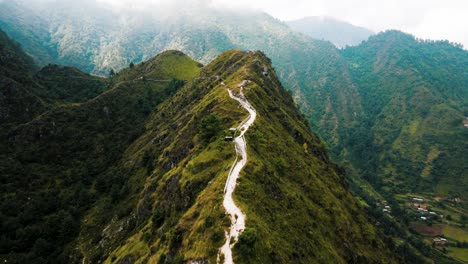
[95,50,395,264]
[0,50,201,263]
[234,52,391,264]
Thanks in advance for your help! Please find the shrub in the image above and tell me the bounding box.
[152,210,165,229]
[199,114,221,143]
[235,228,257,255]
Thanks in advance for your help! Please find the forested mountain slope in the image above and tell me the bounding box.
[1,2,466,260]
[288,29,467,195]
[0,30,396,263]
[343,31,467,197]
[0,28,108,134]
[301,30,467,198]
[0,33,202,262]
[0,28,46,130]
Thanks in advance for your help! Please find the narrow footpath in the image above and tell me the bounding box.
[218,81,257,264]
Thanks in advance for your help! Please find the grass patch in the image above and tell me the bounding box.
[443,226,468,242]
[447,247,468,263]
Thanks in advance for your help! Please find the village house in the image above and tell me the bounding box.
[433,238,448,246]
[412,197,424,202]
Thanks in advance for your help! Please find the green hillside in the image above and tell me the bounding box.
[0,34,202,262]
[0,28,47,131]
[0,36,397,262]
[341,31,467,198]
[0,28,110,133]
[75,50,395,264]
[34,64,108,104]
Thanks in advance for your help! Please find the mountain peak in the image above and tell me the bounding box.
[70,49,394,263]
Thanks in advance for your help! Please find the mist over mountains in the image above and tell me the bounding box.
[0,0,467,263]
[0,0,370,74]
[287,16,374,48]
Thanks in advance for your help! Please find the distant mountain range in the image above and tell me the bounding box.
[287,16,374,48]
[1,1,467,263]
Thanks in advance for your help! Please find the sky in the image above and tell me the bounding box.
[96,0,467,47]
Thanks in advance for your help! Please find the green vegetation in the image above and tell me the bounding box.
[1,2,464,204]
[34,64,109,103]
[0,29,202,263]
[97,50,396,264]
[448,247,468,263]
[199,114,222,143]
[443,226,468,242]
[339,31,466,200]
[289,31,467,248]
[0,38,397,263]
[234,228,257,256]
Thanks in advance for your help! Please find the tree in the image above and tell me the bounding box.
[129,62,135,68]
[199,114,221,143]
[109,68,115,77]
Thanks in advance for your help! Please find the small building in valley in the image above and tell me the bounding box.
[433,238,448,245]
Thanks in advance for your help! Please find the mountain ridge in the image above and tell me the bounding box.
[287,16,374,48]
[0,29,396,263]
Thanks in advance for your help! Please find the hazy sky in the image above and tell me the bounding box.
[97,0,468,47]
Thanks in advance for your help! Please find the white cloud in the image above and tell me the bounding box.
[97,0,468,47]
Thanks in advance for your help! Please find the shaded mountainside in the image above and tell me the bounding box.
[0,37,202,262]
[34,64,109,104]
[299,30,467,199]
[0,41,396,263]
[0,28,109,133]
[0,28,46,129]
[287,16,373,48]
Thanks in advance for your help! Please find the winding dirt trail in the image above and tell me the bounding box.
[218,81,256,264]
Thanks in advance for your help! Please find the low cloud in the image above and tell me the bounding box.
[9,0,468,47]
